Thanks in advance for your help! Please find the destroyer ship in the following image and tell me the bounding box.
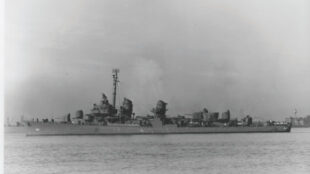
[25,69,291,136]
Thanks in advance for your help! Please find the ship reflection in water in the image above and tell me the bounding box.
[4,128,310,174]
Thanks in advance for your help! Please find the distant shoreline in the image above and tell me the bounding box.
[292,126,310,128]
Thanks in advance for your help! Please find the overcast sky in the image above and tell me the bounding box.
[5,0,310,121]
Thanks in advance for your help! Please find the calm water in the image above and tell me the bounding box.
[4,128,310,174]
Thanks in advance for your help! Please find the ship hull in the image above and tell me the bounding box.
[5,126,27,134]
[25,123,291,136]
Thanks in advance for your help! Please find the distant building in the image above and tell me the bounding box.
[305,115,310,124]
[286,116,310,127]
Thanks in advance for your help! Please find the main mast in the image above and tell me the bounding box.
[112,68,119,108]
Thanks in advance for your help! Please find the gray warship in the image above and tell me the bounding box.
[25,69,291,136]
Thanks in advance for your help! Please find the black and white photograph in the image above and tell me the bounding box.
[2,0,310,174]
